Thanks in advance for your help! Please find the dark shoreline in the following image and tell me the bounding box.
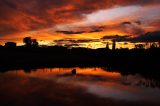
[0,46,159,73]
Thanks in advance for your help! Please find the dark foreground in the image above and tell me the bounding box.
[0,46,159,73]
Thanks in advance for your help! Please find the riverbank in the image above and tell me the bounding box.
[0,47,159,73]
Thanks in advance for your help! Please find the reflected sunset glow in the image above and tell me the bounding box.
[2,67,160,104]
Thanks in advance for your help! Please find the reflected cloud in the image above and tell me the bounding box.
[1,67,160,104]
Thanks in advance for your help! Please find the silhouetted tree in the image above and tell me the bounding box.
[150,42,158,48]
[23,37,32,47]
[32,39,39,47]
[23,37,39,47]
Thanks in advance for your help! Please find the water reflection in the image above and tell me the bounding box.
[1,67,160,105]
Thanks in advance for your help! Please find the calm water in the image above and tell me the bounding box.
[0,67,160,106]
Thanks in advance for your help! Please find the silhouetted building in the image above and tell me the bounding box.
[23,37,39,47]
[112,40,116,50]
[106,42,109,49]
[4,42,16,48]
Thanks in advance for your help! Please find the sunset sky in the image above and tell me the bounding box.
[0,0,160,48]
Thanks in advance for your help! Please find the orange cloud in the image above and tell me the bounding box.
[0,0,160,45]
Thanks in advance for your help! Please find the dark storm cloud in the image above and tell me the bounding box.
[54,39,94,44]
[101,31,160,42]
[89,29,103,33]
[88,26,104,33]
[56,26,104,34]
[101,35,130,41]
[56,31,86,34]
[121,22,132,25]
[130,31,160,42]
[55,30,160,45]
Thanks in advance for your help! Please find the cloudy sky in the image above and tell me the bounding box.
[0,0,160,47]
